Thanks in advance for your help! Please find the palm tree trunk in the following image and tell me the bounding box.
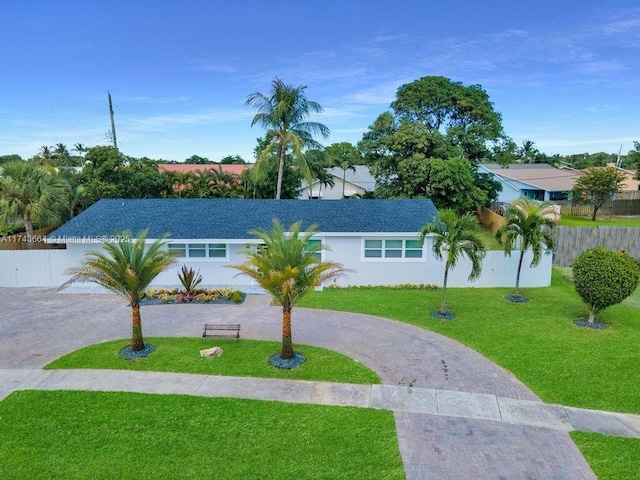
[281,306,294,359]
[131,304,145,351]
[515,250,525,295]
[342,169,347,198]
[440,262,449,314]
[23,213,34,238]
[275,144,286,200]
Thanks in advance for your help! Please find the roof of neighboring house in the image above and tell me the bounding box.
[604,163,640,191]
[158,164,250,176]
[49,198,437,240]
[481,163,583,192]
[326,165,376,192]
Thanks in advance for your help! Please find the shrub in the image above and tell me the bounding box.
[177,265,202,296]
[572,247,640,326]
[231,290,244,303]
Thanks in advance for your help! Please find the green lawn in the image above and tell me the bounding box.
[560,215,640,227]
[477,225,502,250]
[45,338,380,385]
[0,390,403,480]
[300,268,640,414]
[571,432,640,480]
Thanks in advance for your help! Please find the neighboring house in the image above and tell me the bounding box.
[44,198,552,290]
[479,163,583,203]
[604,163,640,192]
[299,166,375,199]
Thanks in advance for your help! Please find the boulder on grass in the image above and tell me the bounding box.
[200,347,223,358]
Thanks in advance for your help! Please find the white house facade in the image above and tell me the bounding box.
[1,198,553,290]
[299,166,376,199]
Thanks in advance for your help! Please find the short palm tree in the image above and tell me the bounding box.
[419,209,487,317]
[325,142,361,198]
[0,161,69,237]
[230,220,346,361]
[495,197,557,300]
[246,78,330,200]
[66,230,176,352]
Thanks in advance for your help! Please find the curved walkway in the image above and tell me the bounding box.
[1,289,635,478]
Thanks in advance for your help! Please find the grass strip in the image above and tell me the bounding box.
[0,390,403,480]
[571,432,640,480]
[45,337,381,385]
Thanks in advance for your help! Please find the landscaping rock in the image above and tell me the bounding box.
[200,347,223,358]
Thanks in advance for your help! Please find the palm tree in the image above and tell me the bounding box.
[325,142,361,198]
[39,146,53,164]
[246,77,330,200]
[517,140,538,164]
[419,209,487,317]
[230,220,346,361]
[73,143,87,157]
[66,230,176,352]
[306,149,334,199]
[495,197,557,300]
[0,161,69,237]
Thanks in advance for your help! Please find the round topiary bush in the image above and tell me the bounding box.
[572,247,640,327]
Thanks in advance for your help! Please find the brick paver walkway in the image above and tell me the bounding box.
[0,288,597,479]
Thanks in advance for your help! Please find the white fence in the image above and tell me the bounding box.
[0,250,69,287]
[0,248,552,289]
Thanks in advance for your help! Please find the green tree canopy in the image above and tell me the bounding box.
[572,247,639,326]
[419,209,486,317]
[229,220,347,360]
[495,197,556,299]
[246,77,330,199]
[0,161,69,237]
[571,167,627,220]
[66,230,176,351]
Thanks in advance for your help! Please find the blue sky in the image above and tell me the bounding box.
[1,0,639,162]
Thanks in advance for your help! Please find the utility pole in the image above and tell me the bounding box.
[108,91,118,149]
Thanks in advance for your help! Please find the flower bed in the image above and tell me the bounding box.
[142,287,245,305]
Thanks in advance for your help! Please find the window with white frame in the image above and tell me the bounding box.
[305,239,322,261]
[168,242,227,259]
[363,239,423,260]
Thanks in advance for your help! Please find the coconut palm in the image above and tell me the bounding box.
[246,77,330,200]
[0,161,69,237]
[39,146,53,164]
[419,209,487,317]
[495,197,557,299]
[230,220,346,361]
[66,230,176,352]
[325,142,361,198]
[73,143,87,157]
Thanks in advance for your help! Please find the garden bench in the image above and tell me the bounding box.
[202,323,241,339]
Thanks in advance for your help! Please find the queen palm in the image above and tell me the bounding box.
[495,197,557,300]
[0,161,69,237]
[419,209,486,317]
[230,220,346,361]
[66,230,176,352]
[246,78,330,200]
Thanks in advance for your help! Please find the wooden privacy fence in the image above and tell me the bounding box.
[554,226,640,267]
[556,195,640,217]
[477,206,505,234]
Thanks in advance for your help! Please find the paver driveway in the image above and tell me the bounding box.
[0,288,596,479]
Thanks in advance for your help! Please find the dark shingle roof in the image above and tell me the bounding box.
[49,199,437,240]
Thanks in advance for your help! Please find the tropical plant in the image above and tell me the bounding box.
[572,247,640,326]
[419,209,486,317]
[73,143,87,157]
[517,140,538,163]
[39,146,53,164]
[0,161,69,237]
[246,77,330,200]
[495,197,557,300]
[325,142,361,198]
[229,220,347,361]
[178,265,203,296]
[66,230,176,352]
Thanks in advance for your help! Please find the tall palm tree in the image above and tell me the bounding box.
[246,77,330,200]
[325,142,361,198]
[39,146,53,164]
[73,143,87,157]
[419,209,487,317]
[0,161,69,237]
[66,230,176,352]
[305,149,334,199]
[230,220,346,361]
[517,140,538,164]
[495,197,557,300]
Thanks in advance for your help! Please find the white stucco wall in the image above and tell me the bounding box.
[2,236,552,289]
